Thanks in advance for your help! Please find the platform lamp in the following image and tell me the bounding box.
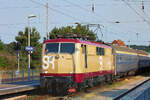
[27,14,36,81]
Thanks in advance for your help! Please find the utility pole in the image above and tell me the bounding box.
[136,33,139,41]
[148,41,150,48]
[46,0,49,40]
[128,40,131,48]
[16,42,21,76]
[86,24,104,41]
[105,26,107,42]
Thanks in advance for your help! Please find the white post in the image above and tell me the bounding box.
[128,40,130,48]
[28,18,31,69]
[27,14,36,80]
[28,17,31,80]
[17,50,20,71]
[46,0,49,39]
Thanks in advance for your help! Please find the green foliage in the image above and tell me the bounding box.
[0,27,41,70]
[130,45,150,53]
[6,42,17,54]
[15,27,41,69]
[49,24,97,41]
[0,40,17,70]
[0,57,8,68]
[0,40,5,50]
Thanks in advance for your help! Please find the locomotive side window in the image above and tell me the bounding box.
[60,43,75,54]
[96,47,99,55]
[96,47,105,56]
[45,43,59,54]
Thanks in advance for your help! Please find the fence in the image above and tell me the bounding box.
[0,69,40,84]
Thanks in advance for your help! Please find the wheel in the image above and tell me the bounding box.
[51,82,67,96]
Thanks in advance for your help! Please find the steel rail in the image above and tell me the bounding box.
[113,78,150,100]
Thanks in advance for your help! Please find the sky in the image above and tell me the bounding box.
[0,0,150,45]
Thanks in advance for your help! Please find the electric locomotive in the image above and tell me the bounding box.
[40,39,150,95]
[40,39,114,94]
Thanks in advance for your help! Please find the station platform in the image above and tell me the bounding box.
[0,80,40,96]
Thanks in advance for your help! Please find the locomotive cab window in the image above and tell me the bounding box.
[60,43,75,54]
[45,43,59,54]
[45,43,75,54]
[96,47,105,56]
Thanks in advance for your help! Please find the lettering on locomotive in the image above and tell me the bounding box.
[42,56,55,70]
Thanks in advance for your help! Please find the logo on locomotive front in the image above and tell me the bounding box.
[42,56,55,70]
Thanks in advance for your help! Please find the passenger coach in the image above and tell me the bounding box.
[112,45,138,76]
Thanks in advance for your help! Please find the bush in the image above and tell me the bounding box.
[0,41,5,50]
[0,57,8,68]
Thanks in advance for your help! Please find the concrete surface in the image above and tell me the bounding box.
[0,80,40,96]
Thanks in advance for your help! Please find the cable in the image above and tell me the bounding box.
[0,6,40,10]
[63,0,112,23]
[30,0,46,7]
[29,0,82,21]
[132,0,150,24]
[121,0,150,26]
[63,0,131,40]
[29,0,131,41]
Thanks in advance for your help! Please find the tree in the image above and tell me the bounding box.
[6,42,17,54]
[0,57,8,69]
[0,40,5,50]
[15,27,41,69]
[49,24,97,41]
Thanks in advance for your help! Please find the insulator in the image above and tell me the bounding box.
[92,0,95,13]
[142,0,144,11]
[92,5,94,12]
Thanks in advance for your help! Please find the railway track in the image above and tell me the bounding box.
[0,89,35,100]
[113,77,150,100]
[1,75,150,100]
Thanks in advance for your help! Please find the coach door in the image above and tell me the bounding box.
[81,45,88,69]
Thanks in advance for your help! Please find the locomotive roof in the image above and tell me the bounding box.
[44,39,111,48]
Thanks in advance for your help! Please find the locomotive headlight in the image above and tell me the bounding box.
[45,71,48,73]
[55,55,59,59]
[70,71,73,73]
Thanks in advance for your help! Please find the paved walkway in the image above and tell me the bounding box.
[0,80,40,96]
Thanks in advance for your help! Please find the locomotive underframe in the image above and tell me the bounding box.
[40,76,74,89]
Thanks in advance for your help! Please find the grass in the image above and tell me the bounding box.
[109,81,124,88]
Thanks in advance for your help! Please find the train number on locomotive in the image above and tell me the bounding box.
[99,56,103,70]
[42,56,55,70]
